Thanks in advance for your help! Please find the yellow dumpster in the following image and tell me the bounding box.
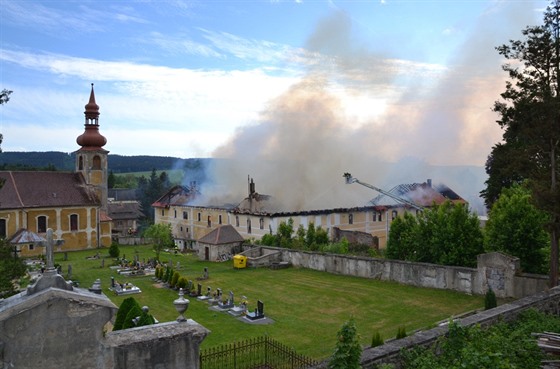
[233,254,247,269]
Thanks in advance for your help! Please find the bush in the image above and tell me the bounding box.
[485,288,497,310]
[328,318,361,369]
[123,304,143,329]
[177,277,188,289]
[113,297,140,331]
[170,271,180,288]
[396,326,407,339]
[371,331,384,347]
[109,242,120,258]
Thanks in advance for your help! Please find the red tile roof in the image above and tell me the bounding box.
[0,171,101,209]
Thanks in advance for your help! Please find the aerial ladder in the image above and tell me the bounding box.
[343,172,424,211]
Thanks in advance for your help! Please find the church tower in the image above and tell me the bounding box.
[75,84,109,211]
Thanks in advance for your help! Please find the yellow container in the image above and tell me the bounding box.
[233,254,247,269]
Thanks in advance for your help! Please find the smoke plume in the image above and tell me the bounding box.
[200,4,538,214]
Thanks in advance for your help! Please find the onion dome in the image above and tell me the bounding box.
[76,84,107,150]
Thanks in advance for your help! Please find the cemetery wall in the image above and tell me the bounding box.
[273,248,548,299]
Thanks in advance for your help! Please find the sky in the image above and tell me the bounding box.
[0,0,551,212]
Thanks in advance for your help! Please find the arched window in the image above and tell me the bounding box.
[78,156,84,170]
[247,219,252,234]
[259,218,264,230]
[92,155,101,170]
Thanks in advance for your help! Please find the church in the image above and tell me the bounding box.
[0,85,112,256]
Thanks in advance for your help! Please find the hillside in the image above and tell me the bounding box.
[0,151,210,173]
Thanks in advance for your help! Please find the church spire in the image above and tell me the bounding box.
[76,83,106,150]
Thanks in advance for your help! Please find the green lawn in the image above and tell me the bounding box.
[52,245,484,360]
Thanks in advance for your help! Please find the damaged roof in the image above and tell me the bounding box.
[370,180,466,208]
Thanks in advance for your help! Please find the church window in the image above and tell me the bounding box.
[259,217,264,230]
[219,215,223,225]
[183,211,188,220]
[247,219,252,234]
[349,213,354,224]
[0,219,6,238]
[235,216,239,227]
[37,216,47,233]
[78,156,84,170]
[70,214,78,231]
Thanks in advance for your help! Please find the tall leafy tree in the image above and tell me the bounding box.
[484,0,560,285]
[484,185,549,274]
[143,223,174,260]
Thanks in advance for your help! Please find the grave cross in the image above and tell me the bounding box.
[45,228,56,272]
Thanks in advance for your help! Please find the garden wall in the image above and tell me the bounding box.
[261,247,549,299]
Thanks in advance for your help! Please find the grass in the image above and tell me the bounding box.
[52,244,484,360]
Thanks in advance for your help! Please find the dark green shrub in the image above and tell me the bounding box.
[122,303,143,329]
[113,297,140,331]
[177,277,188,289]
[328,318,361,369]
[109,242,120,258]
[170,271,180,288]
[371,331,384,347]
[136,309,156,327]
[396,326,407,339]
[485,288,497,310]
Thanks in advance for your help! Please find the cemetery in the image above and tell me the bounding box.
[14,244,483,360]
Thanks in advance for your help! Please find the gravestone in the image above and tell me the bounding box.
[218,291,234,310]
[246,300,265,320]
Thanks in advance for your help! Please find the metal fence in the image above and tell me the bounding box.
[200,336,320,369]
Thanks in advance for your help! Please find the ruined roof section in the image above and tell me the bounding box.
[108,201,143,220]
[0,171,101,209]
[152,184,201,208]
[370,180,467,208]
[198,224,244,245]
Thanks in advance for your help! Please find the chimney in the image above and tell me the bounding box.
[427,179,432,188]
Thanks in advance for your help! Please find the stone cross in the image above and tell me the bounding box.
[45,228,55,272]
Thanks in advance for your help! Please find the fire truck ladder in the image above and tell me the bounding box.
[343,172,424,211]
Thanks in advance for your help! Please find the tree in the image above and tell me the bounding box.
[328,318,362,369]
[0,89,12,105]
[113,297,140,331]
[0,238,26,298]
[484,185,549,274]
[0,89,12,153]
[386,202,484,267]
[143,223,174,260]
[484,0,560,285]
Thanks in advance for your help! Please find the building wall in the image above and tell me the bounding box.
[0,205,106,256]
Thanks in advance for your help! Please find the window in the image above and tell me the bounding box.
[197,213,201,222]
[247,219,252,234]
[219,215,222,225]
[259,217,264,230]
[92,155,101,170]
[372,211,377,222]
[78,156,84,170]
[37,216,47,233]
[174,210,177,218]
[161,209,164,216]
[378,212,382,222]
[29,244,34,251]
[236,216,239,227]
[70,214,78,231]
[183,211,188,220]
[349,214,353,225]
[0,219,5,238]
[207,216,212,227]
[392,210,398,220]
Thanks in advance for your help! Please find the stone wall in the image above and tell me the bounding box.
[269,248,548,299]
[0,280,209,369]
